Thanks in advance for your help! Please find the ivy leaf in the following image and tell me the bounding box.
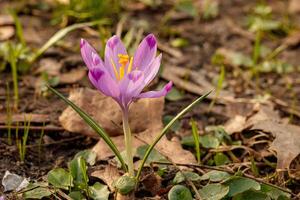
[89,182,110,200]
[260,184,290,199]
[168,185,193,200]
[173,171,201,184]
[198,183,229,200]
[232,189,270,200]
[200,170,230,182]
[23,184,52,199]
[224,177,261,197]
[47,168,73,190]
[74,150,97,166]
[214,153,230,166]
[68,157,89,189]
[200,134,220,148]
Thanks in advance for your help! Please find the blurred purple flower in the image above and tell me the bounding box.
[0,196,4,200]
[80,34,172,111]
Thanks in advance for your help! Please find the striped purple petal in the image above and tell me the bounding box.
[137,81,173,99]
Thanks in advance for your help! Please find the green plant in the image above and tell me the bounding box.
[17,116,31,162]
[51,0,120,25]
[190,118,201,164]
[5,83,12,145]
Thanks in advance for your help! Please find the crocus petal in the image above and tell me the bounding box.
[119,70,145,107]
[104,35,127,79]
[80,39,104,70]
[88,68,120,98]
[137,81,172,99]
[143,54,162,87]
[133,34,157,71]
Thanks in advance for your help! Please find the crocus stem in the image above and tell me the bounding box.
[122,109,134,176]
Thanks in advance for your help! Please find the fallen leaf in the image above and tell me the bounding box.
[58,68,86,84]
[92,129,197,165]
[91,164,120,191]
[289,0,300,14]
[2,171,29,192]
[251,120,300,170]
[0,26,14,41]
[59,88,164,137]
[36,58,62,76]
[0,15,14,26]
[0,113,50,124]
[223,115,246,135]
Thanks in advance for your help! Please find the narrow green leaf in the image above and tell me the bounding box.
[191,119,201,164]
[136,91,211,180]
[47,168,73,190]
[47,85,127,171]
[29,20,109,62]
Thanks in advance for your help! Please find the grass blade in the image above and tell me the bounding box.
[29,19,110,63]
[191,118,201,164]
[47,85,127,171]
[136,91,211,180]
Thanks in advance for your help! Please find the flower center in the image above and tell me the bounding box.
[110,54,133,80]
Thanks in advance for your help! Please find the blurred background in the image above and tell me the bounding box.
[0,0,300,198]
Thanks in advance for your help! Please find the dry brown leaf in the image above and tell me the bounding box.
[0,113,50,124]
[0,15,13,26]
[58,68,86,84]
[251,120,300,170]
[0,26,14,41]
[224,115,246,134]
[289,0,300,14]
[91,164,120,191]
[92,129,197,165]
[59,88,164,137]
[36,58,62,76]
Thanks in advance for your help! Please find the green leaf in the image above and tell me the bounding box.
[173,171,201,184]
[198,183,229,200]
[89,182,110,200]
[214,153,230,166]
[114,175,136,195]
[224,177,261,197]
[168,185,193,200]
[74,150,97,166]
[232,189,270,200]
[200,134,220,148]
[181,135,196,147]
[166,87,185,101]
[68,191,86,200]
[191,119,201,164]
[170,38,189,48]
[136,145,168,164]
[260,184,290,199]
[163,115,181,132]
[29,20,109,62]
[69,157,89,189]
[176,0,198,17]
[47,168,73,190]
[23,186,52,199]
[47,86,127,172]
[200,170,230,182]
[136,91,211,180]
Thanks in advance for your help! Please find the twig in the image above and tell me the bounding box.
[151,161,297,198]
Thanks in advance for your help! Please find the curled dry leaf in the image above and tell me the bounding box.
[0,26,14,41]
[91,164,120,191]
[59,88,164,137]
[224,103,300,170]
[92,129,197,164]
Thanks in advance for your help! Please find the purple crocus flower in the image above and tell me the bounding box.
[80,34,172,176]
[80,34,172,111]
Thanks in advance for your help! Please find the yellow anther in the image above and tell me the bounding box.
[110,58,120,80]
[118,54,129,66]
[127,57,133,73]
